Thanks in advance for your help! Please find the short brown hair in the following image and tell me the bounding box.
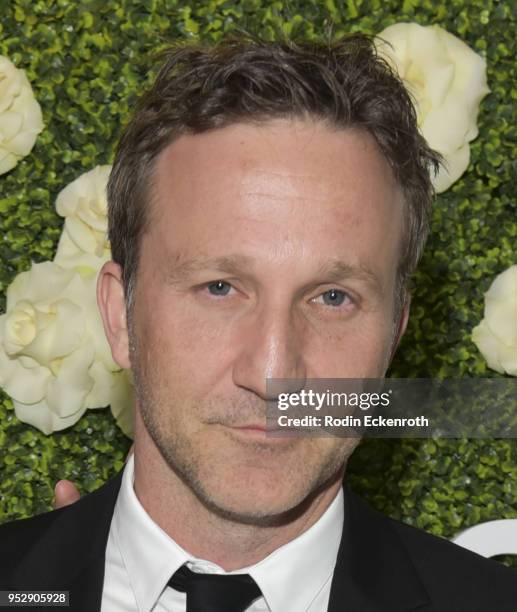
[107,34,441,311]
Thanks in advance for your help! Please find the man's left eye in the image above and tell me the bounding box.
[206,281,233,296]
[314,289,351,307]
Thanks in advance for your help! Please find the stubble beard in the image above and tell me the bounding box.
[127,324,357,527]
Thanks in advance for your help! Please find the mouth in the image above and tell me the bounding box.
[226,422,288,439]
[231,422,278,432]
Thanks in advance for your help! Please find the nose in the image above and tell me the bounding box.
[231,301,307,400]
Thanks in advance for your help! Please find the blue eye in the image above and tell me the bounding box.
[320,289,348,306]
[207,281,232,296]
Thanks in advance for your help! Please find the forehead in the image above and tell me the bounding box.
[153,118,399,205]
[145,118,404,285]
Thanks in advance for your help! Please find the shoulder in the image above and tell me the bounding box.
[388,512,517,589]
[0,469,124,586]
[0,503,66,570]
[347,489,517,610]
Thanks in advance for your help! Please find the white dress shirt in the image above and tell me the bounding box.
[101,454,344,612]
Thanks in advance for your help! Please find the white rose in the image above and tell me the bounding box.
[376,23,490,193]
[109,369,134,438]
[54,165,112,272]
[0,55,44,175]
[0,261,133,434]
[472,265,517,376]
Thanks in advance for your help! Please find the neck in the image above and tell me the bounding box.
[132,412,344,571]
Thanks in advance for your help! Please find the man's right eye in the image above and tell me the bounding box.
[206,280,233,296]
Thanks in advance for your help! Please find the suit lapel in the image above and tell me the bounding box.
[327,485,431,611]
[11,468,124,611]
[66,556,108,612]
[11,469,431,611]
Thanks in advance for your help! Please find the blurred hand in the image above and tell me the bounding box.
[53,443,134,509]
[53,479,81,509]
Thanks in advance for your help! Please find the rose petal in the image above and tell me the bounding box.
[0,351,51,404]
[85,360,117,408]
[45,343,95,417]
[6,262,76,308]
[0,57,43,175]
[109,369,134,438]
[472,322,504,374]
[54,227,109,272]
[0,150,17,174]
[6,126,40,156]
[56,165,110,232]
[21,298,86,363]
[485,265,517,301]
[498,344,517,377]
[421,93,475,155]
[0,111,23,141]
[63,217,100,254]
[432,144,470,193]
[485,296,517,347]
[0,57,23,111]
[13,397,86,435]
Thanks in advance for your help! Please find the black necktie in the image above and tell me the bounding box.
[168,564,262,612]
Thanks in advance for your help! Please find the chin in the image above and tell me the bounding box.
[192,464,330,527]
[199,491,308,527]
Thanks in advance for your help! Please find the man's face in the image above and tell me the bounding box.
[125,119,406,523]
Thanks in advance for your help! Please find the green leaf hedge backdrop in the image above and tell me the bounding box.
[0,0,515,559]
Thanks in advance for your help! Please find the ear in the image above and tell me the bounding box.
[97,261,131,369]
[388,292,411,365]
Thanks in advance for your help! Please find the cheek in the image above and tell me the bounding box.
[304,313,395,377]
[134,291,235,387]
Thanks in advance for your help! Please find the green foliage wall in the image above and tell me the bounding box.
[0,0,515,558]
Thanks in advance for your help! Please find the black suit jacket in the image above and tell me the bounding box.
[1,468,516,611]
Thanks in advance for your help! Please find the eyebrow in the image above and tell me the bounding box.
[164,254,384,295]
[164,254,254,285]
[314,260,384,295]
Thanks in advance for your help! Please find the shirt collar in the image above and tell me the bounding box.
[243,489,343,611]
[112,454,192,611]
[113,454,344,612]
